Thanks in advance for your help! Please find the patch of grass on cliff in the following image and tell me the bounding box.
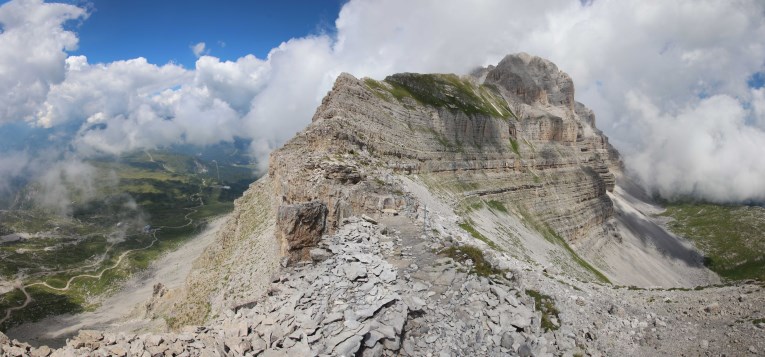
[387,82,418,102]
[363,78,390,101]
[526,289,560,332]
[467,200,484,212]
[166,301,211,330]
[486,200,508,214]
[364,78,417,103]
[383,73,513,118]
[427,128,456,150]
[459,221,501,251]
[448,179,481,193]
[439,245,504,277]
[457,199,484,216]
[661,203,765,281]
[522,138,536,152]
[509,138,521,156]
[516,206,611,284]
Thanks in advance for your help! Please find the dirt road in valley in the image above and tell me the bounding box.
[3,214,228,348]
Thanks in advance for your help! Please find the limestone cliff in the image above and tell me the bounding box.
[272,53,618,243]
[160,53,630,325]
[264,53,627,284]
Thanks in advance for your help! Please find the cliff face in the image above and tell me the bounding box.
[270,53,618,253]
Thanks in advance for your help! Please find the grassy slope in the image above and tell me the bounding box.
[364,74,515,119]
[661,203,765,281]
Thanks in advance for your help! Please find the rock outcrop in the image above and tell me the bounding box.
[276,201,328,260]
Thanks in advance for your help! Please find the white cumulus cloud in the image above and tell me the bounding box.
[0,0,86,123]
[191,42,207,57]
[1,0,765,203]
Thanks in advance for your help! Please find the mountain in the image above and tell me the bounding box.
[2,54,763,356]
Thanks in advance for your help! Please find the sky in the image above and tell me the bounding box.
[1,0,765,205]
[58,0,344,68]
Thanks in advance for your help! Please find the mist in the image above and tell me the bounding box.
[34,159,113,215]
[1,0,765,203]
[0,148,123,215]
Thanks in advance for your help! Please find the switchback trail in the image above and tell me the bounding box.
[0,191,205,326]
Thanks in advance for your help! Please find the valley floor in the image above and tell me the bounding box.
[4,215,229,348]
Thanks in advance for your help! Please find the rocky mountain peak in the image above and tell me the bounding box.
[485,53,575,110]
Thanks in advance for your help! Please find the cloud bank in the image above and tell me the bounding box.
[0,0,85,123]
[1,0,765,203]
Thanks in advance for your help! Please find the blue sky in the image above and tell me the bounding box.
[57,0,345,67]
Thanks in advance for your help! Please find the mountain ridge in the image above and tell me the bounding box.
[2,53,763,357]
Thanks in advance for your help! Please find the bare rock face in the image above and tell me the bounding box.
[486,52,575,110]
[276,201,328,260]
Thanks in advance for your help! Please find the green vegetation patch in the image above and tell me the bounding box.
[439,245,504,277]
[526,289,560,331]
[509,138,521,156]
[464,200,484,213]
[380,73,514,118]
[459,221,501,251]
[363,78,394,101]
[0,287,85,331]
[661,203,765,281]
[449,179,480,194]
[0,148,257,330]
[364,77,417,103]
[486,200,508,214]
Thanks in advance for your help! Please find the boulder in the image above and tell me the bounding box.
[277,201,328,260]
[30,346,52,357]
[321,161,363,184]
[500,332,514,350]
[309,248,332,262]
[344,262,368,280]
